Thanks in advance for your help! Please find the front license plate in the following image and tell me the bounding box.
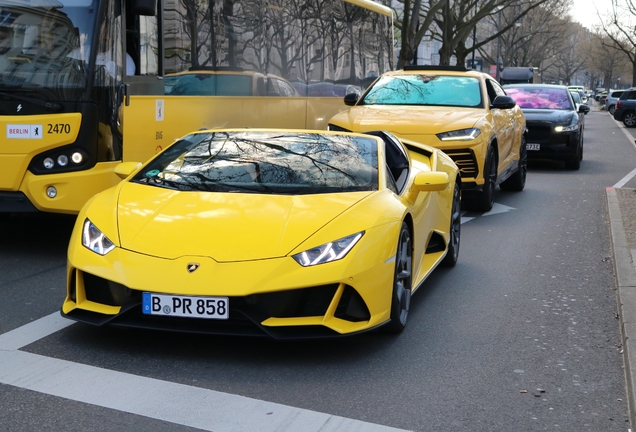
[142,293,229,319]
[526,143,540,151]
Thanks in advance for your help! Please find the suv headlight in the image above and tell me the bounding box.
[436,128,481,141]
[82,219,116,255]
[292,232,364,267]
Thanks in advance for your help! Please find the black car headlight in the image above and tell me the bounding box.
[292,232,364,267]
[327,124,351,132]
[82,218,116,255]
[554,124,578,132]
[436,128,481,141]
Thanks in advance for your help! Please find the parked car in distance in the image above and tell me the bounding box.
[568,86,588,104]
[614,88,636,127]
[328,65,527,212]
[605,90,625,115]
[596,90,608,102]
[505,84,589,170]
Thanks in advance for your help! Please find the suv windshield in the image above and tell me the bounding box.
[361,75,483,108]
[131,131,379,195]
[0,0,94,99]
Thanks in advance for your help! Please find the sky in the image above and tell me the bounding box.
[570,0,614,29]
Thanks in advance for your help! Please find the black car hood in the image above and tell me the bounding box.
[521,109,577,124]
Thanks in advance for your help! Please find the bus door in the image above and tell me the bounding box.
[118,0,163,163]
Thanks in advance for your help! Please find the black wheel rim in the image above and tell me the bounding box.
[395,228,412,326]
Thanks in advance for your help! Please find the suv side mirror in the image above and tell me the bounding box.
[491,95,516,109]
[344,93,359,106]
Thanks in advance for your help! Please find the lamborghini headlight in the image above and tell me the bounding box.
[436,128,482,141]
[82,218,116,255]
[292,232,364,267]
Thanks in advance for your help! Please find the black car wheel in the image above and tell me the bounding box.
[609,105,616,115]
[500,135,527,192]
[624,111,636,128]
[464,145,496,212]
[565,137,582,170]
[441,180,461,267]
[384,222,412,333]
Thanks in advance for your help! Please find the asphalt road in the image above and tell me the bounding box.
[0,107,633,431]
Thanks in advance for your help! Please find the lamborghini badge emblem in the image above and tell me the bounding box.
[187,263,200,273]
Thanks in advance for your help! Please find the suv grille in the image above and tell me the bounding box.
[443,149,478,177]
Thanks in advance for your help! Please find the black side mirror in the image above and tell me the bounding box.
[491,95,516,109]
[344,93,359,106]
[579,104,590,115]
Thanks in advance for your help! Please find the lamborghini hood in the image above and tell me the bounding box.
[333,105,484,136]
[115,183,372,261]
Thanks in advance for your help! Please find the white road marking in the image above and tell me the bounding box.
[614,168,636,189]
[610,114,636,188]
[0,313,410,432]
[482,202,516,217]
[460,203,516,225]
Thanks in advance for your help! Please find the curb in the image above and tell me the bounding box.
[607,187,636,427]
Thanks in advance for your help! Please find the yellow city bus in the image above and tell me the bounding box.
[0,0,393,214]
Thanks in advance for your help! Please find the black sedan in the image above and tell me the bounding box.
[504,84,589,170]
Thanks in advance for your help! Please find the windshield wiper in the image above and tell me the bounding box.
[0,91,63,113]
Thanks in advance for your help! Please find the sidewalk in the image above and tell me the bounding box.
[607,187,636,426]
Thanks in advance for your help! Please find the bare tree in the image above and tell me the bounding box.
[599,0,636,85]
[392,0,446,69]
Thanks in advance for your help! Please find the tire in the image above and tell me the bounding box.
[609,105,616,115]
[463,145,496,212]
[623,111,636,128]
[500,135,527,192]
[384,222,412,333]
[564,137,582,170]
[441,180,461,267]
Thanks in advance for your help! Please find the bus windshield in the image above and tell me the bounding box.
[0,0,94,99]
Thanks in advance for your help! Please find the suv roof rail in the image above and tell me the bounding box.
[402,65,469,72]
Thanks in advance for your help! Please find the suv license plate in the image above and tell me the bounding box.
[142,293,229,319]
[527,143,540,151]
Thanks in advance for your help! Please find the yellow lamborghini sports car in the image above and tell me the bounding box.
[328,66,527,212]
[61,130,461,339]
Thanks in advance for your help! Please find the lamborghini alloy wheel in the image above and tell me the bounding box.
[385,222,412,333]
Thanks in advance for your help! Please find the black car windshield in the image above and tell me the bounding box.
[361,75,483,108]
[131,131,379,194]
[506,87,574,110]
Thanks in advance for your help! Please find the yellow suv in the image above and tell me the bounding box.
[328,66,527,211]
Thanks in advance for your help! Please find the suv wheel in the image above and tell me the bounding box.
[624,111,636,128]
[500,135,527,192]
[609,105,616,115]
[463,146,496,212]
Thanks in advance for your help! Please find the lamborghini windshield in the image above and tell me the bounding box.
[131,131,379,195]
[0,0,94,97]
[361,75,483,108]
